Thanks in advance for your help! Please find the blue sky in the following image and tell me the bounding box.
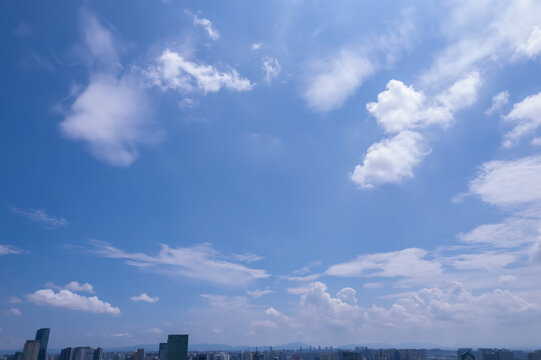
[2,0,541,350]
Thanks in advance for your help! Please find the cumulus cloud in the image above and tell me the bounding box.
[350,131,429,188]
[0,245,22,256]
[485,90,509,115]
[27,289,120,315]
[88,240,269,286]
[326,248,443,279]
[79,11,119,66]
[60,75,160,167]
[46,281,95,293]
[262,57,281,84]
[130,293,159,303]
[186,10,220,40]
[9,207,68,230]
[502,92,541,147]
[351,72,481,188]
[146,49,253,94]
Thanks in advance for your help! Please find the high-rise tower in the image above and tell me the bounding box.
[35,328,50,360]
[166,335,188,360]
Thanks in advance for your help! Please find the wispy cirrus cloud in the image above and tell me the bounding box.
[185,10,220,41]
[9,207,68,230]
[0,245,23,256]
[88,240,269,286]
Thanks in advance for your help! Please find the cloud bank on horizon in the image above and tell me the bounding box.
[2,0,541,350]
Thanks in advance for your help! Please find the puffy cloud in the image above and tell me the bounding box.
[186,11,220,40]
[326,248,443,279]
[27,289,120,315]
[352,73,481,189]
[502,92,541,147]
[60,75,160,167]
[0,245,22,256]
[350,131,429,188]
[303,51,374,113]
[146,49,253,94]
[45,281,95,293]
[89,240,269,286]
[485,90,509,115]
[262,57,281,84]
[246,289,273,298]
[9,207,68,230]
[130,293,159,303]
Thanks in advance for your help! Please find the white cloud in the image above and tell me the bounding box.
[186,11,220,41]
[0,245,22,256]
[502,92,541,147]
[4,308,21,316]
[79,11,119,66]
[9,207,68,230]
[60,75,160,167]
[146,49,253,94]
[304,51,374,113]
[529,242,541,263]
[421,1,541,87]
[458,216,541,248]
[485,90,509,115]
[352,72,481,189]
[252,42,262,50]
[130,292,159,303]
[111,332,132,337]
[89,240,269,286]
[46,281,95,293]
[469,155,541,207]
[450,252,518,271]
[326,248,443,279]
[262,57,281,84]
[7,297,22,304]
[516,26,541,58]
[363,282,384,289]
[27,289,120,315]
[246,289,273,298]
[350,131,429,189]
[148,328,162,334]
[230,253,264,263]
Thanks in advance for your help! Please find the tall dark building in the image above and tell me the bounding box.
[35,329,50,360]
[166,335,188,360]
[159,343,168,360]
[59,348,73,360]
[93,348,103,360]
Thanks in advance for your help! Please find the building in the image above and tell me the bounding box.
[134,350,145,360]
[94,349,103,360]
[73,348,94,360]
[23,341,40,360]
[159,344,168,360]
[35,329,50,360]
[167,335,188,360]
[59,348,74,360]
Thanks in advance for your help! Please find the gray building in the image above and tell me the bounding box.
[35,329,50,360]
[23,341,41,360]
[59,348,73,360]
[73,348,94,360]
[166,335,188,360]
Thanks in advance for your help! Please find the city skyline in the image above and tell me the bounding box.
[2,0,541,350]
